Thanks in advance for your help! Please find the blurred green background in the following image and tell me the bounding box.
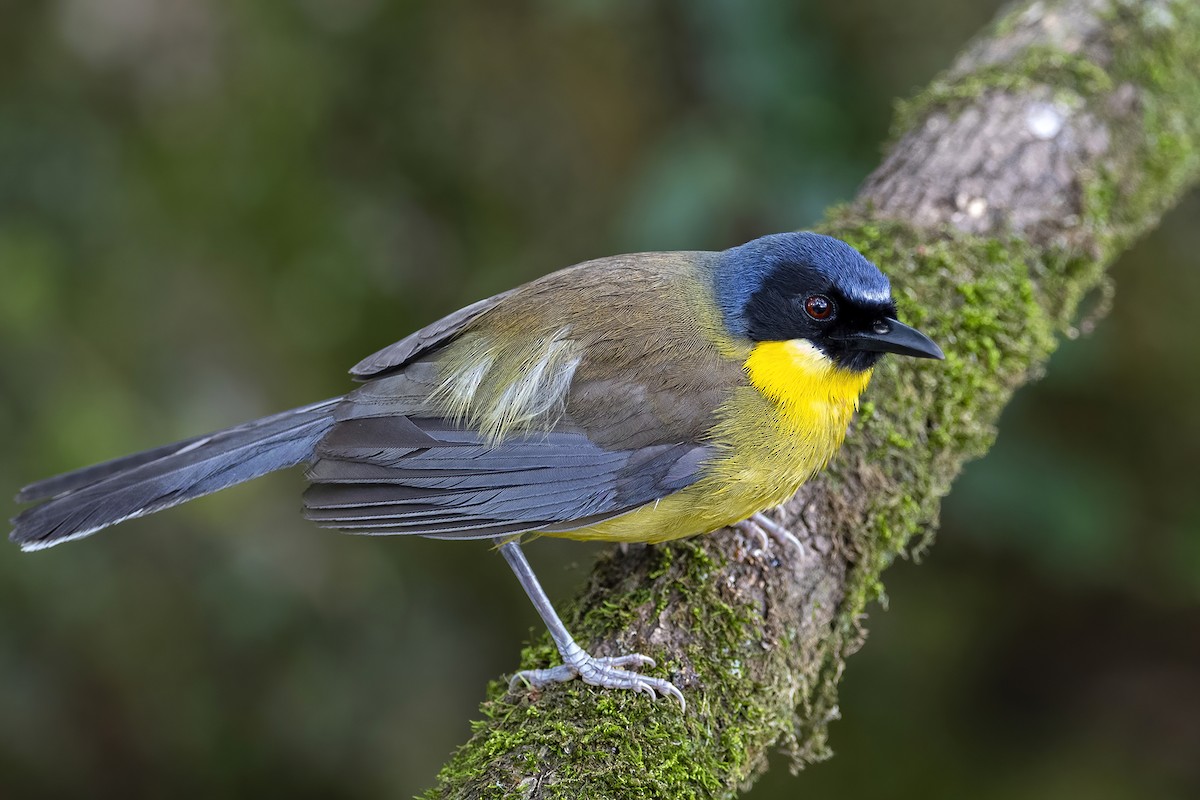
[1,1,1197,798]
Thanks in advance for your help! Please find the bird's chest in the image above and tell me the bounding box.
[702,339,872,509]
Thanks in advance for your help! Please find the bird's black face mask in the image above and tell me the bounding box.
[743,264,943,372]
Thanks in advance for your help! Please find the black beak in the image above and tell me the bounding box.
[848,318,944,360]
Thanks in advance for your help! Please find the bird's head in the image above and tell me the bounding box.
[714,232,944,372]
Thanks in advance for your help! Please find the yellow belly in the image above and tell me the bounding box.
[550,339,872,544]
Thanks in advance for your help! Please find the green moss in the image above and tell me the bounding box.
[1085,0,1200,255]
[892,0,1200,267]
[893,45,1111,138]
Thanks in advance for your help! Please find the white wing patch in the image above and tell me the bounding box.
[430,328,582,442]
[431,352,496,422]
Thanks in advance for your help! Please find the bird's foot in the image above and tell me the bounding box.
[734,512,805,557]
[511,651,686,710]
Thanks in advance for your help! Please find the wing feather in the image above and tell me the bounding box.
[349,293,513,379]
[303,416,707,539]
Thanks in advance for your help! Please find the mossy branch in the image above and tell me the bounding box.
[425,1,1200,797]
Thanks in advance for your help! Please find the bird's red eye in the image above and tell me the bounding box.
[803,294,834,321]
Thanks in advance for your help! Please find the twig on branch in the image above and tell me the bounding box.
[424,1,1200,797]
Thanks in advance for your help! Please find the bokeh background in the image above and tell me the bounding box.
[1,1,1197,798]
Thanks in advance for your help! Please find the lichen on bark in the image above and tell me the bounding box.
[424,1,1200,797]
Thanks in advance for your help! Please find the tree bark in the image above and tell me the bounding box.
[424,1,1200,797]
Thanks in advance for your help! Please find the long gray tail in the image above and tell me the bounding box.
[10,398,340,552]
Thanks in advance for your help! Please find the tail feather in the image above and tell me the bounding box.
[17,433,219,504]
[10,399,340,552]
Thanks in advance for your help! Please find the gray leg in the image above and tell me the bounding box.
[498,539,685,710]
[734,511,805,555]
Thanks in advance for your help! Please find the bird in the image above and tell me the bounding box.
[10,231,943,711]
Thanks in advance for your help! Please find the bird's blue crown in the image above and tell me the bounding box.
[713,232,891,339]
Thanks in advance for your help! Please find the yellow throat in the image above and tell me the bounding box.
[743,338,873,437]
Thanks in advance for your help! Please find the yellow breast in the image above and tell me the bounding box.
[550,338,872,544]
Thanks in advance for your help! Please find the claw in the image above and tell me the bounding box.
[734,519,770,552]
[512,650,686,712]
[734,512,805,557]
[605,654,655,670]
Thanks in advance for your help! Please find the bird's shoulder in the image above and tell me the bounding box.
[347,250,751,448]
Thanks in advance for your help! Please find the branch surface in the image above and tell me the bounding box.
[426,1,1200,797]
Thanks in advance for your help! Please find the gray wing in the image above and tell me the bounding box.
[349,292,514,380]
[302,416,708,540]
[303,369,712,540]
